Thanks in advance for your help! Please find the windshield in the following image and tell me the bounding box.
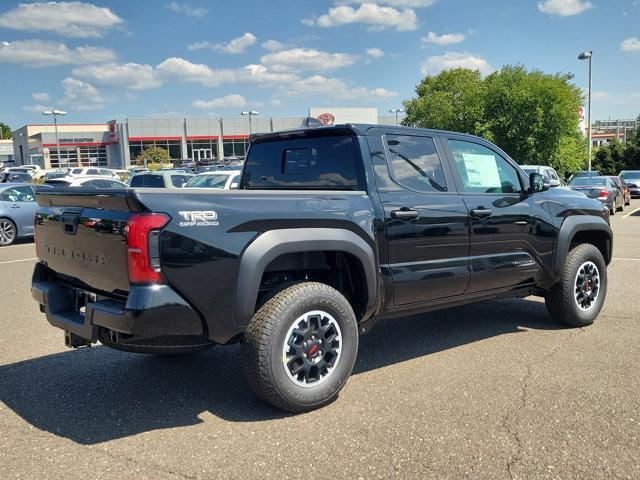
[185,174,230,188]
[620,171,640,178]
[130,175,165,188]
[572,177,606,186]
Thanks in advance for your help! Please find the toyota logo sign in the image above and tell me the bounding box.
[317,113,335,126]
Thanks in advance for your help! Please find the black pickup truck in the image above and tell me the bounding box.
[32,125,612,412]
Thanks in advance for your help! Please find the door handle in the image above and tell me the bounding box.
[469,208,492,218]
[10,204,20,208]
[390,208,419,220]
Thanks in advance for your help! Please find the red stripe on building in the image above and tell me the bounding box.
[128,136,182,141]
[186,135,220,140]
[42,142,109,147]
[223,135,249,139]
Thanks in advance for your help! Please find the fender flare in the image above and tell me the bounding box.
[554,215,612,276]
[235,228,377,326]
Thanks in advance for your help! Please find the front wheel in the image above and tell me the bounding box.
[545,243,607,327]
[242,282,358,412]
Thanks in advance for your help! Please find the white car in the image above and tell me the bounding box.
[67,167,118,178]
[184,170,241,189]
[44,176,128,189]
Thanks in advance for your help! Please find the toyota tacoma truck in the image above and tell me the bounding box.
[32,125,612,412]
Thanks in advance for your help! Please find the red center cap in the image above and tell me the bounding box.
[308,343,319,355]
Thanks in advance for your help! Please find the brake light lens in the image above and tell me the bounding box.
[598,188,608,198]
[126,213,169,284]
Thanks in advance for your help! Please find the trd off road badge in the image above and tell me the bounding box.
[178,210,219,227]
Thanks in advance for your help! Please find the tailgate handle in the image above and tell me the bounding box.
[60,212,80,235]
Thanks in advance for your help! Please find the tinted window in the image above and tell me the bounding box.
[170,175,190,187]
[386,135,447,192]
[71,168,82,175]
[130,175,165,188]
[448,140,522,194]
[620,171,640,178]
[242,134,362,190]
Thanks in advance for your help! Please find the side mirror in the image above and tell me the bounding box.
[549,178,560,187]
[230,182,239,189]
[529,172,550,193]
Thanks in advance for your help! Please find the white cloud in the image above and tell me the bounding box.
[165,2,209,18]
[22,104,50,113]
[306,3,418,31]
[193,94,247,109]
[282,74,397,101]
[621,37,640,53]
[32,92,50,102]
[189,33,257,54]
[365,47,385,58]
[0,39,116,67]
[156,57,231,86]
[60,76,106,110]
[260,48,355,72]
[235,64,299,85]
[538,0,592,16]
[591,90,640,106]
[337,0,436,7]
[261,39,288,52]
[420,51,494,76]
[421,31,466,45]
[73,62,163,90]
[271,98,283,107]
[0,1,123,38]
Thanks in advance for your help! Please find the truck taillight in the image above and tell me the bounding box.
[126,213,169,284]
[598,189,608,198]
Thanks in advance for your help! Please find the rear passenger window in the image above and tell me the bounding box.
[87,169,99,175]
[242,134,363,190]
[385,135,447,192]
[171,175,189,187]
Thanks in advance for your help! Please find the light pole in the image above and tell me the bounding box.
[578,51,593,172]
[389,108,404,126]
[241,110,259,135]
[43,109,67,167]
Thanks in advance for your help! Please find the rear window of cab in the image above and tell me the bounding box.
[241,134,365,190]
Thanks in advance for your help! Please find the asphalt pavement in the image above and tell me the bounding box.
[1,202,639,479]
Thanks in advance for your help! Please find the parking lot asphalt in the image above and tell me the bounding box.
[1,202,639,480]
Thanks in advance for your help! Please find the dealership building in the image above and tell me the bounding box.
[12,108,402,170]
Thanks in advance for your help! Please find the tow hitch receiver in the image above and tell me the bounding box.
[65,330,91,348]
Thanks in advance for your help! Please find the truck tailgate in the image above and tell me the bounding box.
[35,189,143,295]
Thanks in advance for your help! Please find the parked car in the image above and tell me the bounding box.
[1,171,33,183]
[32,124,613,412]
[0,183,51,246]
[606,175,631,206]
[67,167,118,178]
[520,165,567,188]
[44,176,129,189]
[129,171,194,188]
[184,170,241,189]
[112,169,133,183]
[570,176,624,214]
[619,170,640,198]
[128,166,149,174]
[568,170,600,183]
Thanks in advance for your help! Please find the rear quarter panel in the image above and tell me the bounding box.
[136,189,376,342]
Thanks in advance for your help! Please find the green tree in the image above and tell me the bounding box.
[403,68,487,136]
[402,65,585,175]
[0,122,11,139]
[135,146,170,166]
[592,140,626,175]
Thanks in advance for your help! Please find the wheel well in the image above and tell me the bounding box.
[570,230,611,264]
[257,251,368,319]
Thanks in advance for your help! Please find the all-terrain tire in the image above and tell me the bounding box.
[545,243,607,327]
[241,282,358,412]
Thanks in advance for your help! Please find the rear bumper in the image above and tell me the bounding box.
[32,263,204,343]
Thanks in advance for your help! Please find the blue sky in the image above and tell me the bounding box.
[1,0,639,129]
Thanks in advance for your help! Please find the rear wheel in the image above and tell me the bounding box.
[0,219,16,246]
[545,243,607,327]
[242,282,358,412]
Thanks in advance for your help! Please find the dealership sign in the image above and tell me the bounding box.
[108,122,118,142]
[317,113,335,126]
